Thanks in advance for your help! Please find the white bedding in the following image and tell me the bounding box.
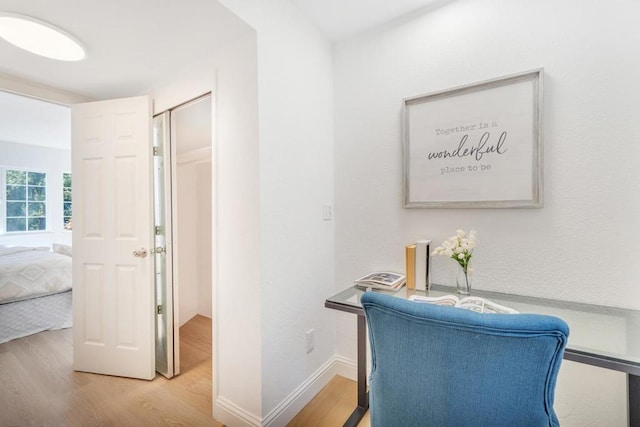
[0,290,72,344]
[0,246,72,305]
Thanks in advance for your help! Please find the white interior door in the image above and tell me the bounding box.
[71,95,155,380]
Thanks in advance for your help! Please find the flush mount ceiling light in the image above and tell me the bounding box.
[0,12,85,61]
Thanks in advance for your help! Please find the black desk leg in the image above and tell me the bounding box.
[630,374,639,426]
[343,314,369,427]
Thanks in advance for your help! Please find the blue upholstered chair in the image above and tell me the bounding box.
[361,292,569,427]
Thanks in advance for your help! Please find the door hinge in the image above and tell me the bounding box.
[153,146,161,156]
[157,305,163,315]
[155,225,162,235]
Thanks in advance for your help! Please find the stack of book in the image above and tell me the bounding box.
[354,272,406,291]
[405,240,431,291]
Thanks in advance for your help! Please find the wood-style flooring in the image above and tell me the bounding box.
[0,315,368,427]
[0,315,223,427]
[287,375,370,427]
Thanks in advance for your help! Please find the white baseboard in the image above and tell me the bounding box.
[213,354,357,427]
[331,354,357,382]
[264,355,356,426]
[214,395,262,427]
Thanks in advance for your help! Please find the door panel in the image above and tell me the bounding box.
[72,96,154,380]
[153,111,178,378]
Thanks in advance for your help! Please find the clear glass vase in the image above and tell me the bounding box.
[456,265,471,295]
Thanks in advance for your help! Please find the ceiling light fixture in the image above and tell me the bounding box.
[0,12,86,61]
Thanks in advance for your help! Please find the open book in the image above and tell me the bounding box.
[408,294,518,314]
[355,272,406,291]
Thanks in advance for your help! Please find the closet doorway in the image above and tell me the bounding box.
[154,94,212,378]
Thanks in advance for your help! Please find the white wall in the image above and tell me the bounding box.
[219,1,336,423]
[196,161,213,318]
[176,160,199,325]
[0,140,72,247]
[156,0,338,420]
[0,78,87,253]
[333,0,638,425]
[176,158,212,326]
[151,28,263,423]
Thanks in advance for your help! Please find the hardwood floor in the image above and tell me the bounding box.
[0,316,367,427]
[287,375,370,427]
[0,315,223,427]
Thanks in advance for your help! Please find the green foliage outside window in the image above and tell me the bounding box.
[7,202,26,217]
[6,185,25,200]
[63,173,72,230]
[5,169,46,232]
[6,170,26,185]
[27,172,46,186]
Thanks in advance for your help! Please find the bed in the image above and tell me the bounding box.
[0,245,72,344]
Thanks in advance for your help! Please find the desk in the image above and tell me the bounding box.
[325,284,640,427]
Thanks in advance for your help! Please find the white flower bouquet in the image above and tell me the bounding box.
[432,229,477,294]
[432,229,476,271]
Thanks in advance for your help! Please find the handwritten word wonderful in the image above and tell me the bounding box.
[427,132,508,162]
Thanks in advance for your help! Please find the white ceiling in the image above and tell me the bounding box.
[293,0,444,42]
[0,0,252,101]
[0,0,442,150]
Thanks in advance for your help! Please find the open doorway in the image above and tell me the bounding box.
[0,89,213,380]
[173,95,213,327]
[154,93,212,378]
[0,90,73,345]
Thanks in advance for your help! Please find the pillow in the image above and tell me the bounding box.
[52,243,72,257]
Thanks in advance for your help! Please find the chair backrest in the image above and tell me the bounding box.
[361,292,569,427]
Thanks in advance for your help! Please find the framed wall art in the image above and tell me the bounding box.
[402,69,543,208]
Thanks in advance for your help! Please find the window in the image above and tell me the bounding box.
[5,169,47,232]
[63,172,72,230]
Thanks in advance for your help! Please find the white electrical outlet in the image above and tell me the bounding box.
[306,329,315,353]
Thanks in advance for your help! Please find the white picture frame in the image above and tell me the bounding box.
[403,69,543,208]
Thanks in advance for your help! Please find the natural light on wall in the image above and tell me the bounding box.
[0,12,85,61]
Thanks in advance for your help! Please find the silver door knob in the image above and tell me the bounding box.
[133,248,148,258]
